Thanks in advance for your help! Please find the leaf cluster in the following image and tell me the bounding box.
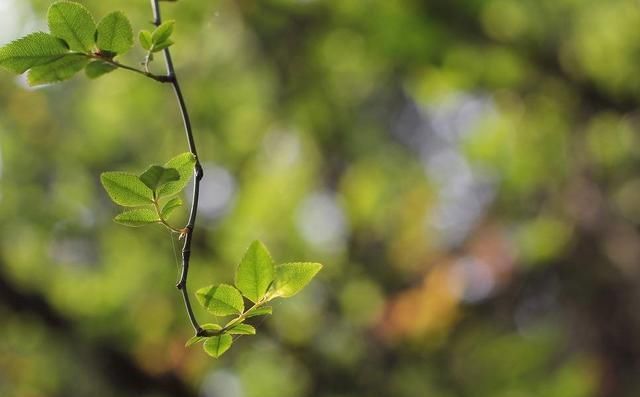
[0,1,176,85]
[190,241,322,358]
[100,152,196,231]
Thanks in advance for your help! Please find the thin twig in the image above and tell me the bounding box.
[151,0,205,336]
[86,53,171,82]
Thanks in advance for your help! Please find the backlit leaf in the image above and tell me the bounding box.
[227,324,256,335]
[151,20,175,44]
[114,208,159,227]
[161,197,182,219]
[0,32,68,74]
[139,165,180,192]
[47,1,96,52]
[196,284,244,316]
[156,152,196,197]
[85,60,116,79]
[203,334,233,358]
[273,262,322,298]
[100,172,154,206]
[27,54,87,86]
[96,11,133,55]
[235,241,274,303]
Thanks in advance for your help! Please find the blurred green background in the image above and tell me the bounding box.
[1,0,640,396]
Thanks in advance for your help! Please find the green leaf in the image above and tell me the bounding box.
[27,54,87,86]
[161,197,183,219]
[139,165,180,192]
[114,208,159,227]
[227,324,256,335]
[245,306,273,318]
[203,334,233,358]
[100,172,154,207]
[85,60,116,79]
[0,32,69,74]
[151,20,175,44]
[47,1,96,52]
[156,152,196,197]
[185,323,221,347]
[96,11,133,55]
[272,262,322,298]
[151,40,174,53]
[138,30,152,51]
[235,241,274,303]
[196,284,244,316]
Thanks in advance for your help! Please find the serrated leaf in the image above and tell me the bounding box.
[245,306,273,318]
[203,334,232,358]
[27,54,87,86]
[85,60,116,79]
[196,284,244,316]
[0,32,69,74]
[156,152,196,197]
[161,197,182,219]
[227,324,256,335]
[273,262,322,298]
[139,165,180,192]
[138,30,152,51]
[185,323,221,347]
[47,1,96,52]
[151,20,175,44]
[114,208,159,227]
[235,241,274,303]
[151,40,174,53]
[100,172,154,207]
[96,11,133,55]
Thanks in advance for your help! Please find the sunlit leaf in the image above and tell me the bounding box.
[245,306,273,318]
[47,1,96,52]
[196,284,244,316]
[161,197,183,219]
[96,11,133,55]
[85,60,116,79]
[139,165,180,192]
[203,334,233,358]
[227,324,256,335]
[0,32,68,74]
[100,172,154,206]
[138,30,152,51]
[27,54,87,86]
[114,208,159,227]
[156,152,196,197]
[235,241,274,303]
[151,20,175,44]
[273,262,322,298]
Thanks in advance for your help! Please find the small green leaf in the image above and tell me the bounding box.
[203,334,233,358]
[100,172,154,206]
[151,40,174,53]
[161,197,183,219]
[272,262,322,298]
[156,152,196,197]
[96,11,133,55]
[114,208,159,227]
[85,60,116,79]
[185,323,221,347]
[47,1,96,52]
[151,20,175,44]
[139,165,180,192]
[138,30,152,51]
[27,54,87,86]
[196,284,244,316]
[245,306,273,318]
[235,241,275,303]
[227,324,256,335]
[0,32,69,74]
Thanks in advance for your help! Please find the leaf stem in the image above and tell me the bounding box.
[86,53,171,83]
[151,0,205,336]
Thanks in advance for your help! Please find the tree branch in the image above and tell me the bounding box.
[150,0,205,336]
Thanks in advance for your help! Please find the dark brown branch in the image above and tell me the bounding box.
[151,0,205,336]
